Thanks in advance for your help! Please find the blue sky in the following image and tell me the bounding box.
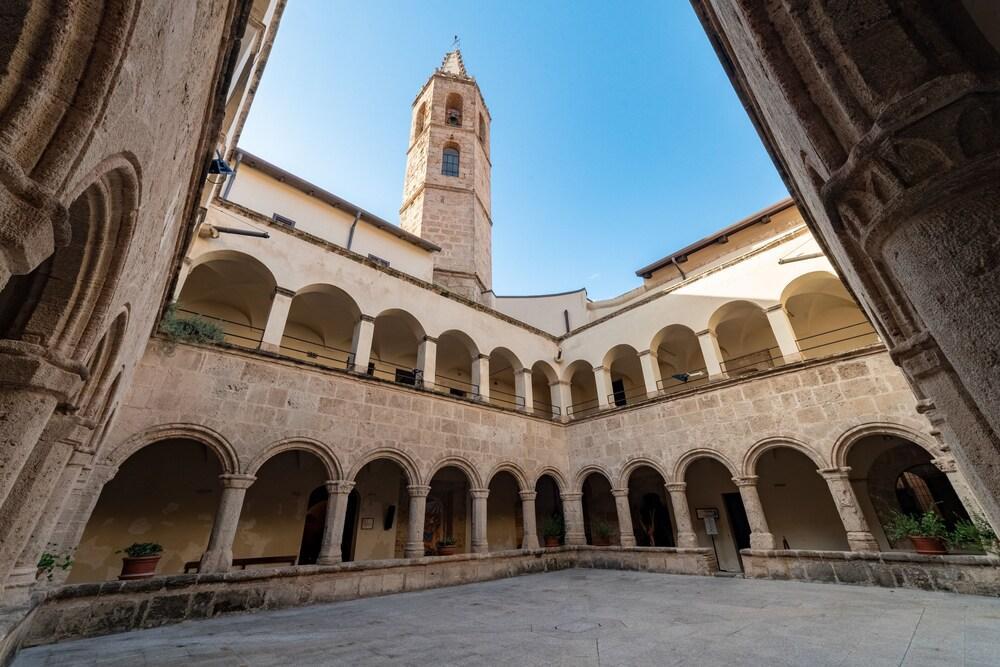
[240,0,788,300]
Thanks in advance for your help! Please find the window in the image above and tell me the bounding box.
[442,147,460,177]
[414,102,426,137]
[445,93,462,126]
[272,213,296,228]
[478,113,486,140]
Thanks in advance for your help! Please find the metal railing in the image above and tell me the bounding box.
[532,400,562,420]
[720,346,783,377]
[656,367,710,396]
[489,386,525,410]
[566,397,601,420]
[424,374,479,399]
[607,384,649,408]
[365,360,421,387]
[278,332,354,371]
[795,320,879,359]
[175,308,264,349]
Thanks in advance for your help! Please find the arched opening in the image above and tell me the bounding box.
[530,361,558,418]
[414,102,426,138]
[683,458,746,572]
[370,309,424,385]
[626,466,675,547]
[846,434,972,551]
[349,459,409,561]
[68,439,224,583]
[280,284,361,370]
[603,344,645,407]
[234,451,327,567]
[581,472,618,545]
[445,93,463,126]
[566,360,598,419]
[710,300,781,377]
[176,251,276,349]
[781,272,879,359]
[756,447,848,550]
[487,471,523,551]
[436,330,479,397]
[441,143,460,177]
[488,347,524,410]
[651,324,708,394]
[478,113,487,144]
[534,475,564,546]
[426,466,472,555]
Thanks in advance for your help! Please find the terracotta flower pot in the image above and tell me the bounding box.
[909,535,947,555]
[437,544,458,556]
[544,536,561,548]
[119,555,161,580]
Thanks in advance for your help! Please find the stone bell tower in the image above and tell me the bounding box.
[400,49,493,306]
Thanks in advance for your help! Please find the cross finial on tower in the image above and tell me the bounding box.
[452,34,460,50]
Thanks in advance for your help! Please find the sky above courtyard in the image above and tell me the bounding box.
[240,0,789,300]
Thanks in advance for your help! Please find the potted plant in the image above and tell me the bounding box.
[436,537,458,556]
[591,518,614,547]
[947,514,998,554]
[541,514,565,548]
[118,542,163,580]
[885,510,949,554]
[37,546,73,582]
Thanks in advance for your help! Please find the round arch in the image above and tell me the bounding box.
[294,283,363,318]
[489,346,524,373]
[101,423,239,474]
[427,455,484,489]
[573,464,615,493]
[530,360,559,384]
[486,461,530,491]
[832,422,941,469]
[245,437,342,480]
[779,270,841,305]
[618,457,669,489]
[532,467,568,493]
[742,436,826,476]
[671,449,740,483]
[436,328,480,358]
[373,307,425,340]
[346,447,421,486]
[601,343,640,370]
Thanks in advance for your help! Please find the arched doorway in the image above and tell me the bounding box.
[426,466,472,554]
[534,474,564,546]
[581,472,618,545]
[487,471,523,551]
[683,458,745,572]
[626,466,675,547]
[350,459,410,561]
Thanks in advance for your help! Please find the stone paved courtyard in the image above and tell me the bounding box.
[15,569,1000,666]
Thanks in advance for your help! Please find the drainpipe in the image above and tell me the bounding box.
[346,210,361,251]
[671,256,687,280]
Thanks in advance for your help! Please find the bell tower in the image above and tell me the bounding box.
[400,49,493,306]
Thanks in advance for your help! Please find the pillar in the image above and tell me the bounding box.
[696,329,725,379]
[517,368,532,412]
[817,467,879,552]
[733,476,777,550]
[316,480,355,565]
[611,489,636,547]
[471,354,490,401]
[404,484,430,558]
[638,349,662,397]
[592,366,611,410]
[200,473,256,572]
[171,257,193,300]
[664,482,698,548]
[519,490,540,550]
[551,381,571,421]
[933,456,988,526]
[561,491,585,545]
[259,287,294,353]
[470,487,489,553]
[416,336,436,388]
[350,315,375,373]
[765,305,802,363]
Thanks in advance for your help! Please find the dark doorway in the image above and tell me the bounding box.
[298,485,329,565]
[722,492,751,571]
[341,489,360,562]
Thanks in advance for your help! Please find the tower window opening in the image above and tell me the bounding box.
[445,93,463,126]
[442,146,460,177]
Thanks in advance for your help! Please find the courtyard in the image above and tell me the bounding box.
[15,569,1000,666]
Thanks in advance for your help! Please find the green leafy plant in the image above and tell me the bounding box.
[37,546,73,581]
[947,515,998,552]
[159,303,225,345]
[119,542,163,558]
[592,518,613,540]
[541,514,565,539]
[884,510,948,542]
[437,536,457,547]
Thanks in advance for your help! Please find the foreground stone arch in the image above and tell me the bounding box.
[101,423,239,474]
[346,447,421,485]
[671,448,739,484]
[245,437,342,480]
[742,436,825,477]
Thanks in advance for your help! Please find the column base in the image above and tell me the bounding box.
[316,554,343,566]
[618,535,637,548]
[749,532,777,550]
[1,566,38,606]
[471,543,489,554]
[404,544,425,559]
[846,531,880,552]
[199,549,233,573]
[564,531,586,546]
[676,531,699,548]
[522,536,539,550]
[258,342,280,354]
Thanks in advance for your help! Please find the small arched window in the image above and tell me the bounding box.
[442,146,460,177]
[414,102,426,137]
[445,93,463,126]
[478,113,486,140]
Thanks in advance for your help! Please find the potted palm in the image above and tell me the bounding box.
[885,511,948,554]
[118,542,163,580]
[436,536,458,556]
[591,518,613,547]
[542,514,564,548]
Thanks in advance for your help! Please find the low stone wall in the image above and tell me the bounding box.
[742,549,1000,596]
[19,546,716,649]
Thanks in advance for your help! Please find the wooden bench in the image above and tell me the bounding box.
[183,555,298,574]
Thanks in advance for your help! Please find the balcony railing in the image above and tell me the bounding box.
[656,367,710,396]
[567,397,601,420]
[278,333,354,371]
[607,384,649,408]
[489,386,525,410]
[795,320,879,359]
[175,308,264,349]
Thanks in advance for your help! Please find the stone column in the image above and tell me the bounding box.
[765,305,802,363]
[933,456,987,524]
[561,492,586,545]
[404,484,431,558]
[259,287,294,353]
[696,330,725,379]
[817,467,879,552]
[316,480,355,565]
[638,350,662,397]
[551,381,571,422]
[592,366,611,410]
[200,473,256,572]
[733,476,777,550]
[171,257,193,300]
[517,368,532,412]
[470,487,489,553]
[519,490,540,550]
[611,488,636,547]
[350,315,375,373]
[416,337,436,387]
[471,354,490,401]
[664,482,698,548]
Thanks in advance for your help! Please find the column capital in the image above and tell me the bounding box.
[664,482,687,493]
[932,457,957,473]
[560,491,583,501]
[732,475,759,488]
[764,303,785,313]
[518,490,537,501]
[359,314,375,323]
[817,466,853,481]
[610,488,629,498]
[592,366,606,372]
[695,329,712,337]
[476,353,490,360]
[325,480,356,494]
[521,367,533,375]
[274,286,296,298]
[637,349,655,357]
[470,487,490,499]
[407,484,431,497]
[219,473,256,489]
[422,335,437,344]
[550,380,570,388]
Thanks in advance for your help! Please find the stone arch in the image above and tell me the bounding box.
[75,305,129,417]
[489,346,524,373]
[530,359,558,384]
[618,457,669,489]
[101,423,239,475]
[832,421,941,469]
[347,447,420,486]
[178,248,278,339]
[532,467,567,493]
[486,461,530,491]
[742,436,826,476]
[671,449,740,483]
[427,455,484,489]
[573,464,615,492]
[246,437,342,480]
[373,307,425,340]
